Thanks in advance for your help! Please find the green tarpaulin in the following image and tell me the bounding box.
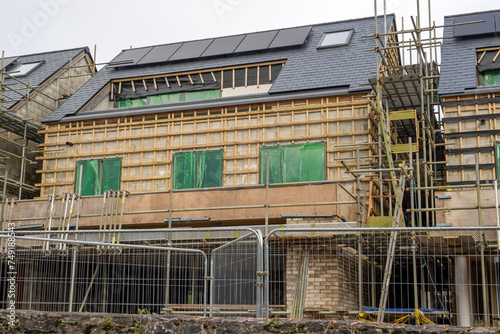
[481,69,500,86]
[75,158,122,196]
[494,142,500,180]
[173,150,223,190]
[118,89,221,108]
[259,143,326,184]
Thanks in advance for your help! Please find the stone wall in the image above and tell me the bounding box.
[0,310,497,334]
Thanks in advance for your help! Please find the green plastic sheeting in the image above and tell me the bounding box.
[117,89,221,108]
[197,151,223,188]
[117,98,148,108]
[495,142,500,180]
[173,152,196,190]
[259,146,283,184]
[102,159,122,192]
[75,158,122,196]
[481,69,500,86]
[259,143,326,184]
[173,150,223,190]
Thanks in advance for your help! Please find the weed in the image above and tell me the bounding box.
[474,319,487,327]
[135,321,146,334]
[263,316,283,332]
[54,319,62,327]
[101,317,115,331]
[138,307,151,315]
[290,324,306,334]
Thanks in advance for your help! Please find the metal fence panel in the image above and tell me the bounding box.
[264,226,500,326]
[210,231,263,317]
[0,235,207,315]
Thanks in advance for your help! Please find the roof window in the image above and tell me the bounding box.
[318,30,353,48]
[11,62,42,77]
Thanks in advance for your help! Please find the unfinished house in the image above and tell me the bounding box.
[0,48,94,199]
[436,9,500,326]
[33,16,394,225]
[2,6,500,326]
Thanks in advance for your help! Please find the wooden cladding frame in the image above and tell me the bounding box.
[37,94,376,197]
[110,60,287,101]
[442,92,500,184]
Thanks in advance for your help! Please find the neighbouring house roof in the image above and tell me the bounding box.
[43,15,394,124]
[439,9,500,96]
[2,47,91,110]
[1,47,90,142]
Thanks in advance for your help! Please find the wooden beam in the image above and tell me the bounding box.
[493,49,500,62]
[165,77,170,88]
[477,51,486,64]
[131,80,136,92]
[153,78,158,90]
[142,79,148,91]
[109,60,285,83]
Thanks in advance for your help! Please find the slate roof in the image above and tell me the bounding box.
[2,47,90,110]
[439,10,500,96]
[44,15,394,123]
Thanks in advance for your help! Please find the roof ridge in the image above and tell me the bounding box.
[4,46,90,59]
[444,8,500,18]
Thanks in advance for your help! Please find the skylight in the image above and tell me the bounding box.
[318,30,353,48]
[11,62,42,77]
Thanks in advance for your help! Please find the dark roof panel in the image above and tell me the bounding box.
[496,13,500,32]
[269,26,312,49]
[109,47,152,67]
[454,12,496,37]
[169,39,214,61]
[44,16,394,123]
[201,35,245,57]
[137,43,182,65]
[234,30,279,53]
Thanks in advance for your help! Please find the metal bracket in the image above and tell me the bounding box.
[256,271,269,276]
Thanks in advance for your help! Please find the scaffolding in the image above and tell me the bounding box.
[2,0,500,326]
[0,49,96,202]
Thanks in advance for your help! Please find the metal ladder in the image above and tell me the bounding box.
[376,174,406,323]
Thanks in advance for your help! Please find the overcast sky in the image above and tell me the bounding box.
[0,0,498,65]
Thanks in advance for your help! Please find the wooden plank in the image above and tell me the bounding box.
[388,110,416,120]
[391,143,418,153]
[39,100,370,135]
[477,51,486,64]
[493,49,500,62]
